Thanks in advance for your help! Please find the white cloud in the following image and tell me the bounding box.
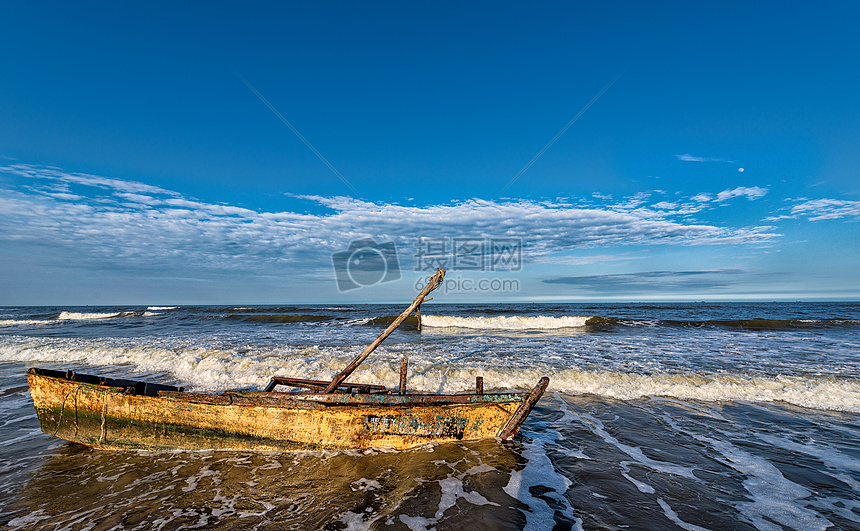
[689,187,767,204]
[676,154,735,163]
[533,254,642,266]
[115,192,162,205]
[716,186,768,201]
[1,164,177,196]
[789,198,860,221]
[0,164,782,276]
[44,192,86,201]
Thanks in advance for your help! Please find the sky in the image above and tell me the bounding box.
[1,1,859,305]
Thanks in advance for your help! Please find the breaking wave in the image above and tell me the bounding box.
[423,315,860,331]
[0,320,55,327]
[56,311,127,321]
[3,337,858,413]
[421,315,591,330]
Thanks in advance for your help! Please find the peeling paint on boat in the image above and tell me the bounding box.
[28,368,545,451]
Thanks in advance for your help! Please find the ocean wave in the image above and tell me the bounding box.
[223,314,335,323]
[0,319,56,326]
[227,307,333,313]
[663,318,860,329]
[0,337,324,392]
[421,315,591,330]
[56,311,125,321]
[547,370,860,413]
[146,306,177,311]
[425,314,860,331]
[5,337,856,413]
[329,315,420,327]
[406,367,860,413]
[366,315,420,327]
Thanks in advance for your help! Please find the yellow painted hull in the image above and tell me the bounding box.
[27,368,539,451]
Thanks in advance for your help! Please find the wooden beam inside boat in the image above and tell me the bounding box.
[264,376,387,393]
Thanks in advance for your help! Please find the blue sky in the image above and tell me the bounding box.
[1,1,858,304]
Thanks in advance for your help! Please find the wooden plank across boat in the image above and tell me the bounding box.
[27,269,550,451]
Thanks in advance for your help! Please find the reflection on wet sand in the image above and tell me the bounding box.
[7,438,528,530]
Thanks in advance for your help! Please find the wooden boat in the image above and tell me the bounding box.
[27,269,549,451]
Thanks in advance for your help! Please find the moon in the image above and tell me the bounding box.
[738,167,745,172]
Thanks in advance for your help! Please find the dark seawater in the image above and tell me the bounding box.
[1,302,859,530]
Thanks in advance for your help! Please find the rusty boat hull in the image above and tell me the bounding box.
[27,368,548,451]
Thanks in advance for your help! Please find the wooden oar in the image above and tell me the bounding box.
[323,268,446,393]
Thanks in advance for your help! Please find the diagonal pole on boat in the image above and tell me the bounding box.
[498,376,550,439]
[323,268,447,393]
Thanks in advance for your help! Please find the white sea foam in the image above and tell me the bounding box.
[351,478,383,492]
[571,411,698,481]
[504,417,581,530]
[546,369,860,413]
[657,499,711,531]
[6,510,54,529]
[56,311,123,320]
[0,320,55,326]
[3,337,859,412]
[147,306,177,311]
[752,431,860,493]
[421,315,590,330]
[394,455,502,531]
[698,434,834,530]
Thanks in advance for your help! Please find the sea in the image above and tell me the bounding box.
[0,302,859,530]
